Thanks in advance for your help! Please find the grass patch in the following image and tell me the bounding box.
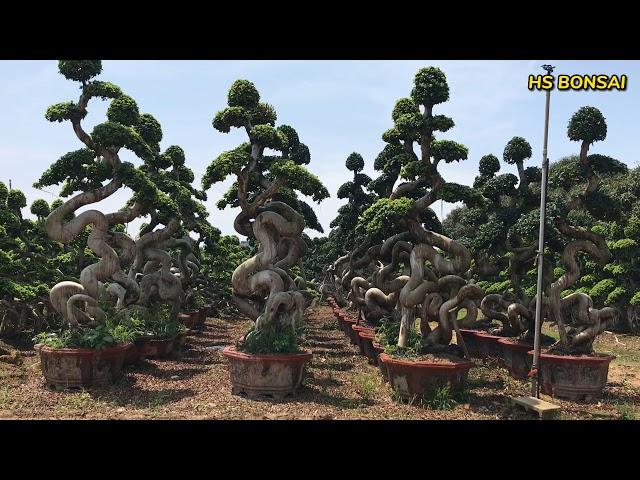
[356,373,377,403]
[426,385,458,410]
[0,386,11,408]
[63,391,93,410]
[321,318,339,330]
[148,392,170,409]
[617,403,638,420]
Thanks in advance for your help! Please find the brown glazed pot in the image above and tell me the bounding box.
[457,329,485,358]
[359,331,378,365]
[222,346,313,399]
[528,350,615,401]
[37,343,132,390]
[499,338,534,379]
[379,353,473,400]
[373,342,388,381]
[352,324,376,355]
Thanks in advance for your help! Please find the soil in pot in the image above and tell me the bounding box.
[528,350,615,401]
[38,343,132,390]
[379,352,473,401]
[222,345,313,399]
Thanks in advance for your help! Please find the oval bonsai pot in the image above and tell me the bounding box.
[373,342,388,381]
[379,353,473,400]
[38,342,132,390]
[359,331,379,365]
[222,345,313,399]
[352,324,375,355]
[527,350,615,401]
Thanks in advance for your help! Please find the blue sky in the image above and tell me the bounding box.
[0,60,637,239]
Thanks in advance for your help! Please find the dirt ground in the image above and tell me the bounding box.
[1,305,639,420]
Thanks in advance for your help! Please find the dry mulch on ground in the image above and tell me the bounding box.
[1,305,639,420]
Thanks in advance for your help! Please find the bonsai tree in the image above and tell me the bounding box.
[34,60,187,336]
[572,165,640,333]
[545,107,626,353]
[0,185,62,340]
[443,138,552,340]
[203,79,329,351]
[318,153,376,305]
[354,67,484,356]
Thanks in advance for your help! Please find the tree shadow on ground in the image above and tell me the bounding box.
[322,361,356,372]
[305,334,338,343]
[232,384,363,411]
[90,382,196,409]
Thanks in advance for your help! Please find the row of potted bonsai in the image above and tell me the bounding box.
[328,297,474,401]
[34,306,209,391]
[329,297,615,403]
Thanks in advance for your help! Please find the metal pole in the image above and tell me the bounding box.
[531,64,554,397]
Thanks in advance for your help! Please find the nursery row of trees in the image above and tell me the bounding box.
[314,66,638,359]
[0,61,251,342]
[2,61,637,361]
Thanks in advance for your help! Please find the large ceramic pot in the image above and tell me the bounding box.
[137,336,176,359]
[457,329,485,358]
[37,343,132,390]
[379,353,473,400]
[179,308,207,329]
[498,338,534,379]
[528,350,615,401]
[359,331,379,365]
[373,342,388,381]
[352,324,375,354]
[477,332,504,360]
[222,346,313,399]
[340,315,358,344]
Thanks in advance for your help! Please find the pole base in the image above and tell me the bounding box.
[511,396,561,420]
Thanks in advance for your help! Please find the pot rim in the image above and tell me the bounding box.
[36,342,133,355]
[526,349,616,363]
[379,352,474,369]
[352,324,375,332]
[222,345,313,362]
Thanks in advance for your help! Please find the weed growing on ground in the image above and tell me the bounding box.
[63,391,93,410]
[617,403,638,420]
[356,373,377,403]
